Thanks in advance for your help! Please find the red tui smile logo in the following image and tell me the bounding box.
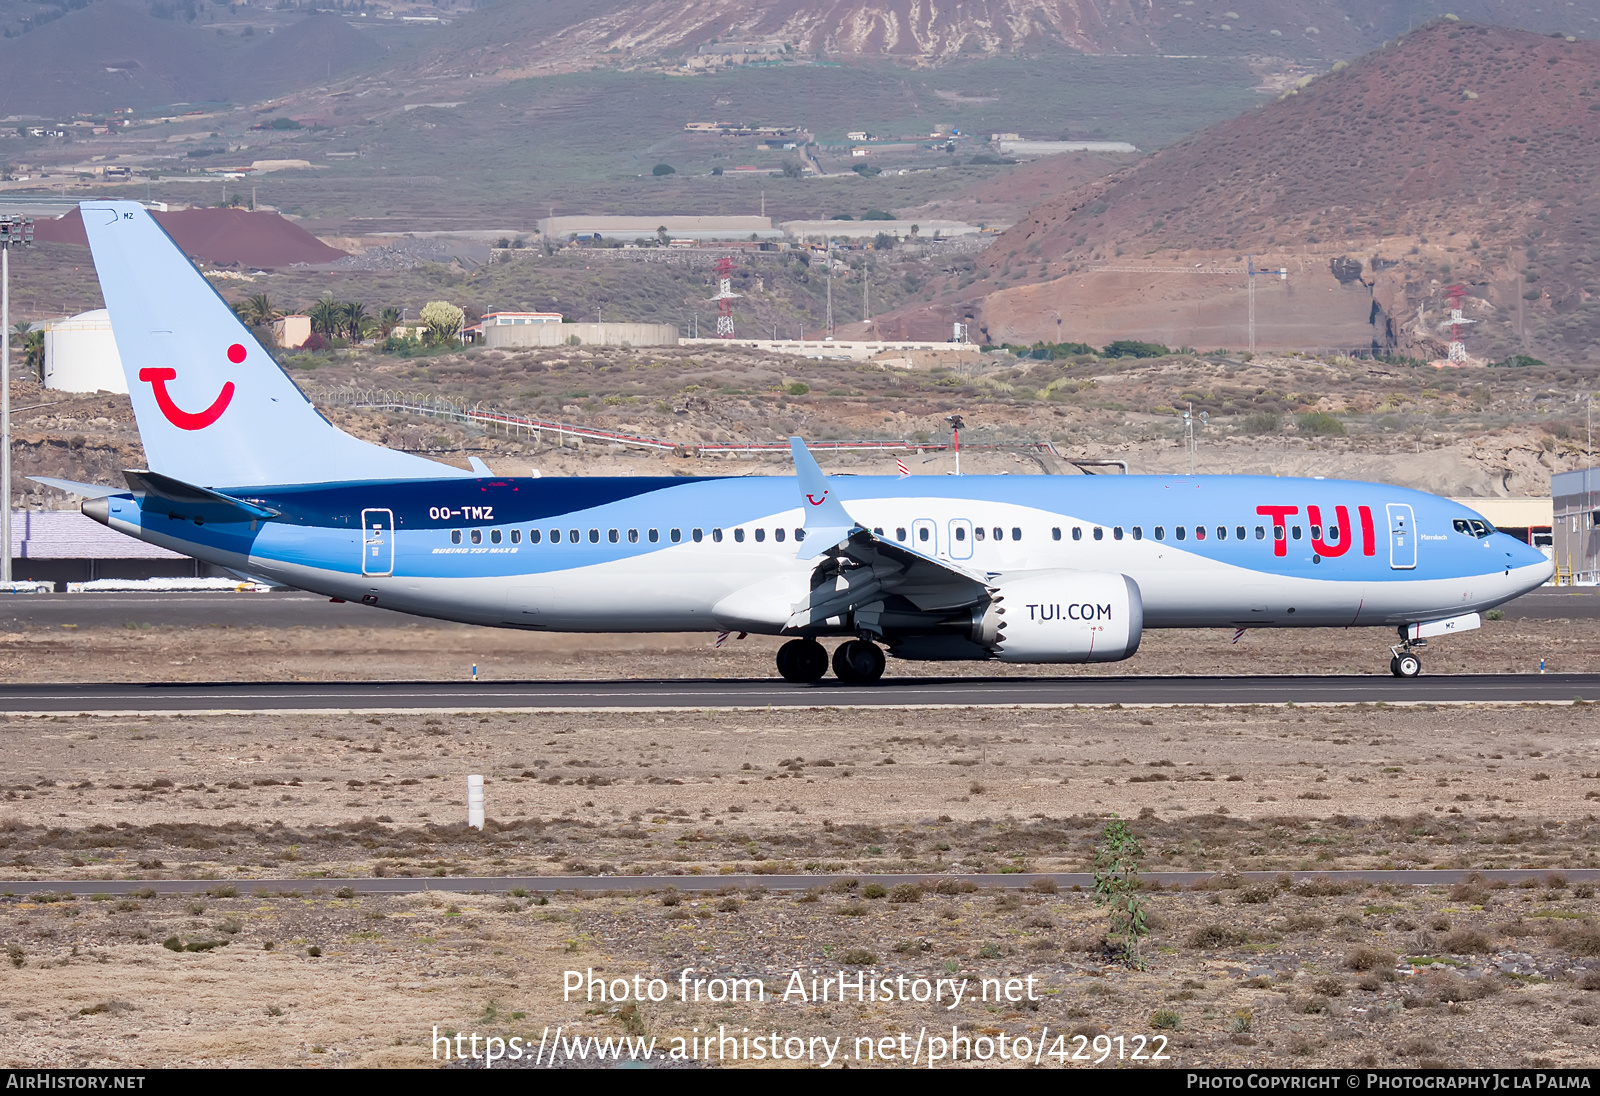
[806,491,828,507]
[138,343,242,430]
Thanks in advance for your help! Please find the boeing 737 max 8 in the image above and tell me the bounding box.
[42,201,1554,683]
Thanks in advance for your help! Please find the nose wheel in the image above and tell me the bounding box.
[1389,649,1422,678]
[832,639,886,685]
[776,638,829,683]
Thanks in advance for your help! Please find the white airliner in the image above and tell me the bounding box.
[38,201,1553,683]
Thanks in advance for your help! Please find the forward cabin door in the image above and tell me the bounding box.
[1386,503,1416,570]
[948,518,974,560]
[361,508,395,576]
[911,518,938,558]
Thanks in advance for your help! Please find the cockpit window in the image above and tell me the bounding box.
[1452,518,1494,539]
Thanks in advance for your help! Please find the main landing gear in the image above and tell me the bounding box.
[775,638,885,685]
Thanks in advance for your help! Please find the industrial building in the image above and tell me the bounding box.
[539,216,781,242]
[8,510,233,589]
[483,322,679,349]
[1553,468,1600,582]
[781,219,983,241]
[272,315,311,349]
[42,309,127,394]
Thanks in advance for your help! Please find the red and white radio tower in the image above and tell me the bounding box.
[710,257,739,338]
[1441,283,1475,362]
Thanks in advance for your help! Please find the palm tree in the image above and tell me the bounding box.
[244,293,278,328]
[308,297,343,338]
[22,329,42,378]
[377,307,402,338]
[342,301,368,343]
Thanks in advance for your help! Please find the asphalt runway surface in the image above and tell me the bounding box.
[4,868,1593,897]
[3,672,1598,713]
[0,586,1595,630]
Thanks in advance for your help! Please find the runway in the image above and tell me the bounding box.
[4,868,1592,897]
[5,672,1597,714]
[0,585,1593,631]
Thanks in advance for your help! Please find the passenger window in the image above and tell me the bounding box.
[589,529,600,543]
[975,527,985,541]
[896,527,907,541]
[1051,527,1060,541]
[1327,525,1340,542]
[628,529,639,543]
[734,528,746,543]
[1072,527,1082,541]
[1093,527,1104,541]
[529,529,541,544]
[1012,527,1022,541]
[1215,527,1225,541]
[1310,525,1322,540]
[955,526,967,542]
[649,529,660,543]
[1193,527,1204,541]
[774,528,786,542]
[1113,526,1124,541]
[1154,526,1165,541]
[918,526,930,542]
[1291,525,1302,540]
[1273,525,1285,541]
[1175,526,1186,541]
[568,529,579,543]
[873,527,884,536]
[712,528,723,543]
[795,529,806,541]
[1132,526,1143,541]
[754,528,765,542]
[451,530,461,544]
[471,529,482,544]
[490,529,502,544]
[1256,526,1266,540]
[511,529,521,545]
[993,527,1003,541]
[1236,526,1246,540]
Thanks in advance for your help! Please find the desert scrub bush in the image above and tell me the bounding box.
[1345,946,1399,973]
[1283,913,1327,932]
[1093,817,1150,967]
[1297,411,1346,437]
[836,900,868,917]
[1236,883,1277,904]
[1439,928,1497,954]
[659,888,681,908]
[716,898,740,913]
[888,884,923,904]
[1149,1009,1182,1031]
[1186,925,1251,948]
[933,878,977,896]
[861,883,888,899]
[1554,922,1600,956]
[1227,1008,1253,1033]
[841,949,877,965]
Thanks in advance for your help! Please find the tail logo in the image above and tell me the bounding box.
[806,491,828,506]
[138,343,243,430]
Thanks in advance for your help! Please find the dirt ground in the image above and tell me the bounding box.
[0,613,1595,684]
[5,614,1600,1068]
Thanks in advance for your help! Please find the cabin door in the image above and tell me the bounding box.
[911,518,938,557]
[1386,503,1416,570]
[361,508,395,576]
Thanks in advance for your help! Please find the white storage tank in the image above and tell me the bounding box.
[43,309,128,394]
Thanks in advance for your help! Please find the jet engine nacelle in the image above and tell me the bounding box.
[974,571,1144,663]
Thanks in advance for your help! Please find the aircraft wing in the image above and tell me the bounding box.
[787,438,992,631]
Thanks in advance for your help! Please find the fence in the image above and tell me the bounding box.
[310,387,1073,461]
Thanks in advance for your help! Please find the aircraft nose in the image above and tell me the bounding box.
[1503,535,1553,580]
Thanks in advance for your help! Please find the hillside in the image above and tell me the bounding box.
[0,1,382,115]
[390,0,1600,79]
[878,21,1600,364]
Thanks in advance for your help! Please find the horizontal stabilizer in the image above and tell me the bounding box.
[122,469,280,524]
[28,476,122,499]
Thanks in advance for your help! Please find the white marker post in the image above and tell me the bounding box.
[467,774,484,830]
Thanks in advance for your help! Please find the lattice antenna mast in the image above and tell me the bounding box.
[1246,255,1287,356]
[1438,284,1475,362]
[710,256,739,338]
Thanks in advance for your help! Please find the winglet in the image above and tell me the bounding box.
[790,436,858,559]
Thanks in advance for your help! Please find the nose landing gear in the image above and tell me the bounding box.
[1389,649,1422,678]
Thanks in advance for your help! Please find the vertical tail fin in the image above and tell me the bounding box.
[80,200,462,488]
